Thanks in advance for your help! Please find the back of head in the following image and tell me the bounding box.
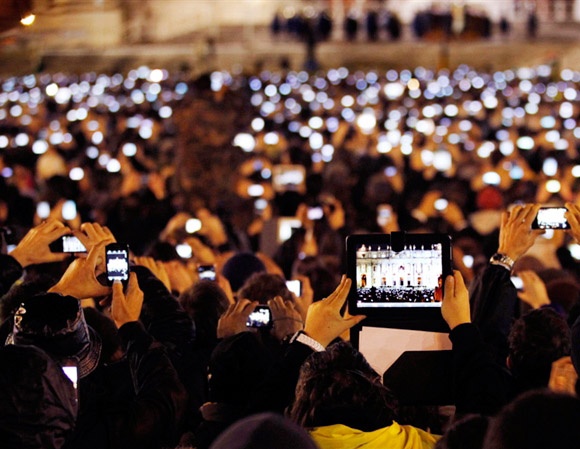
[0,345,77,449]
[179,280,229,345]
[208,332,272,406]
[483,390,580,449]
[237,272,293,304]
[209,412,317,449]
[289,341,398,431]
[435,414,489,449]
[222,252,266,292]
[508,308,570,390]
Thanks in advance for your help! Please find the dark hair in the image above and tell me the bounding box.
[237,273,293,304]
[289,341,398,432]
[508,308,571,389]
[435,414,489,449]
[179,280,229,345]
[483,390,580,449]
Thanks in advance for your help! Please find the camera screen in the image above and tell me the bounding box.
[246,306,271,327]
[533,207,569,229]
[198,265,216,281]
[353,242,445,308]
[286,280,302,297]
[106,247,129,282]
[61,366,78,389]
[272,165,305,192]
[62,236,87,253]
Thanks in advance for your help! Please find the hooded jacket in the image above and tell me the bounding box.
[310,422,439,449]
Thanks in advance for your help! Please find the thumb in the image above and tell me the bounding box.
[344,314,366,326]
[112,279,124,300]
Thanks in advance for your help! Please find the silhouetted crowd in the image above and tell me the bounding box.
[2,62,580,448]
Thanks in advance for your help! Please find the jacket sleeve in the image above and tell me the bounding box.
[469,263,519,365]
[113,321,189,449]
[449,323,511,416]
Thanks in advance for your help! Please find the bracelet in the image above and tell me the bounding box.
[289,331,325,352]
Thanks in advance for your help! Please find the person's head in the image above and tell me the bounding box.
[0,345,77,449]
[507,308,570,389]
[179,280,229,345]
[221,252,266,293]
[483,390,580,449]
[289,341,398,431]
[237,272,293,304]
[209,412,318,449]
[207,332,272,406]
[435,414,489,449]
[6,293,102,378]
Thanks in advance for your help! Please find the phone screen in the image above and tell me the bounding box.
[532,207,569,230]
[197,265,216,281]
[62,235,87,253]
[307,207,324,221]
[106,243,130,284]
[377,204,393,227]
[246,305,272,328]
[510,276,523,291]
[286,280,302,297]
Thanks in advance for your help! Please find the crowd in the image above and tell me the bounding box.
[271,5,498,43]
[2,62,580,448]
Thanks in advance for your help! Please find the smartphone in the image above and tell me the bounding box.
[434,199,448,212]
[61,365,78,390]
[286,279,302,297]
[377,204,393,227]
[511,276,524,291]
[185,218,202,234]
[61,200,78,221]
[246,305,272,328]
[176,243,193,259]
[307,206,324,221]
[532,207,570,230]
[197,264,216,281]
[105,243,130,284]
[49,235,87,253]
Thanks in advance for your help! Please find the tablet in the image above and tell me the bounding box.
[346,232,452,332]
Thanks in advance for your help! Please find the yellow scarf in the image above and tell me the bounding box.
[310,422,440,449]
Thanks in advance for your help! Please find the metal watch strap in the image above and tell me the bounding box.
[489,253,514,271]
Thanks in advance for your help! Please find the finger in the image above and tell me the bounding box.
[87,240,107,268]
[126,272,140,296]
[112,279,125,302]
[453,270,467,292]
[327,276,351,305]
[344,314,366,326]
[444,274,455,301]
[41,219,67,232]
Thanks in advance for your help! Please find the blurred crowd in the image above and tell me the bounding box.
[271,5,499,43]
[2,61,580,448]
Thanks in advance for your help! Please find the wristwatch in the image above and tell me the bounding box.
[489,253,515,271]
[289,331,325,352]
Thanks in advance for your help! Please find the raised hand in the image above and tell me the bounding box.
[111,273,144,328]
[441,270,471,330]
[217,299,258,339]
[497,203,543,263]
[48,241,111,300]
[304,275,366,348]
[269,296,304,341]
[10,219,72,267]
